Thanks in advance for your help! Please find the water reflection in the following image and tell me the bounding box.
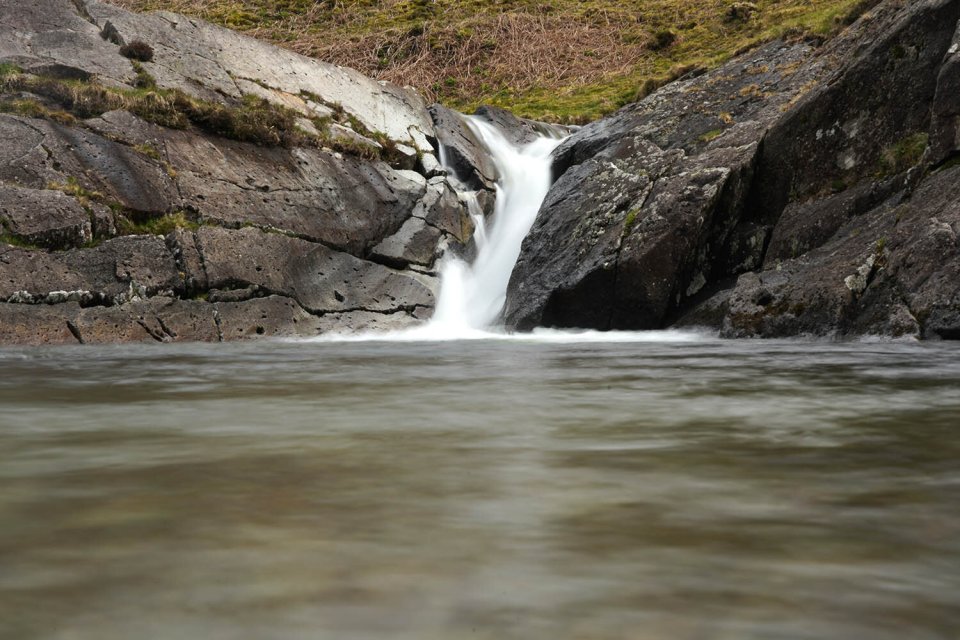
[1,339,959,639]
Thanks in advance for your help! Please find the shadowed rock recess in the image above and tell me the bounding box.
[2,0,959,344]
[505,0,960,340]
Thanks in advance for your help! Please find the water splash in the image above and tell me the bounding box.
[428,117,564,335]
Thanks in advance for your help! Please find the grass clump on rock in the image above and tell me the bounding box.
[877,132,929,177]
[0,71,303,146]
[119,40,155,62]
[115,210,199,236]
[0,70,407,161]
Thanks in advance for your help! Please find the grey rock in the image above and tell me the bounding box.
[133,297,220,342]
[82,0,437,150]
[0,235,181,303]
[0,186,92,249]
[428,103,498,190]
[214,296,323,341]
[0,0,134,87]
[506,0,960,336]
[0,301,81,345]
[369,216,443,269]
[0,115,179,215]
[327,123,382,154]
[167,135,425,254]
[70,304,160,344]
[167,228,207,294]
[418,152,445,178]
[196,226,435,315]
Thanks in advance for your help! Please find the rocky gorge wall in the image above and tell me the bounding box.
[0,0,525,344]
[1,0,959,344]
[505,0,960,340]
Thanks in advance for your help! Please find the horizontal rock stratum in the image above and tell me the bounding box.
[1,0,959,343]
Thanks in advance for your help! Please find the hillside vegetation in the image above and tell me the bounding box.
[112,0,876,122]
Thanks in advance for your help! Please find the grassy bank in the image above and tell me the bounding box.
[112,0,875,122]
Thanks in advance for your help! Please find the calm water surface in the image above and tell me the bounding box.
[1,336,958,639]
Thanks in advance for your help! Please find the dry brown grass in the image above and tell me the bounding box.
[110,0,877,121]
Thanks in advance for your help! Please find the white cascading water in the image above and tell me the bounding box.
[428,117,564,337]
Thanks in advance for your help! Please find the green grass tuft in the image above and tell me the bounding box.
[115,210,200,236]
[877,132,929,177]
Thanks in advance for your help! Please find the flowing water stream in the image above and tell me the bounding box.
[427,117,564,336]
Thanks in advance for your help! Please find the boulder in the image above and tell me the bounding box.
[368,217,443,269]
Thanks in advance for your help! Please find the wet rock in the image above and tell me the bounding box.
[473,105,573,147]
[428,103,498,190]
[687,164,960,339]
[315,310,421,335]
[929,21,960,165]
[764,177,905,266]
[415,179,474,243]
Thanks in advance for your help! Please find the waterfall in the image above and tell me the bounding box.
[428,117,565,336]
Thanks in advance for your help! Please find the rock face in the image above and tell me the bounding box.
[505,0,960,340]
[0,0,482,344]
